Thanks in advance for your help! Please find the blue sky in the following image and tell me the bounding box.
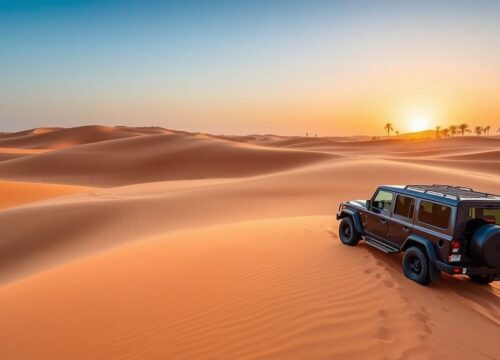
[1,0,499,135]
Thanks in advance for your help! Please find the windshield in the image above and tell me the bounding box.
[467,207,500,225]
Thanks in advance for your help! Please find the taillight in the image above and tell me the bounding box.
[453,268,461,273]
[451,241,461,251]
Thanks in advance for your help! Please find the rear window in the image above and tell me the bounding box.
[393,195,415,219]
[418,201,451,229]
[468,207,500,225]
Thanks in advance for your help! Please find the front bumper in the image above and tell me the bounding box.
[336,212,341,220]
[433,260,499,279]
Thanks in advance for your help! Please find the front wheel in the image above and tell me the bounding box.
[338,217,360,246]
[403,246,431,285]
[468,275,495,285]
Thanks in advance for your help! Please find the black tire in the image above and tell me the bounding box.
[403,246,431,285]
[339,217,360,246]
[468,275,495,285]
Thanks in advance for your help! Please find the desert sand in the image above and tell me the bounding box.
[0,126,498,359]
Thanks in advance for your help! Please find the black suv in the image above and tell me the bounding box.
[336,185,500,285]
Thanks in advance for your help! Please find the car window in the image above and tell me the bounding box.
[468,207,500,225]
[373,190,393,212]
[418,201,451,229]
[393,195,415,219]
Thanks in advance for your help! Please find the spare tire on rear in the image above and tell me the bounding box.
[470,224,500,268]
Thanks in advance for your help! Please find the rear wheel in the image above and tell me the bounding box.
[403,246,431,285]
[468,275,495,285]
[338,217,360,246]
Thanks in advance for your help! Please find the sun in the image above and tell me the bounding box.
[409,116,430,132]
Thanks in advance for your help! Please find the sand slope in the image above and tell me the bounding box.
[1,217,498,360]
[0,126,499,360]
[0,125,171,150]
[0,180,88,210]
[0,132,334,186]
[1,157,499,285]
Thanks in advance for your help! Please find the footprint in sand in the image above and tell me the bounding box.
[414,311,429,324]
[383,279,395,288]
[413,311,433,335]
[377,309,388,319]
[375,326,393,341]
[364,268,373,274]
[420,306,429,314]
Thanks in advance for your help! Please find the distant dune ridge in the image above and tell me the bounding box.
[0,125,498,360]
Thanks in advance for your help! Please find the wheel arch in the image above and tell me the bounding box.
[338,209,363,233]
[402,234,440,279]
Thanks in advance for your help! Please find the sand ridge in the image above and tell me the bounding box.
[0,126,498,359]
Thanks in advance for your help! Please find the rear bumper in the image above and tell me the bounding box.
[433,260,499,278]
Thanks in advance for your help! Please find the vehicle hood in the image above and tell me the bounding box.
[346,200,368,208]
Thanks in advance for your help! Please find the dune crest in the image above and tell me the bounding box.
[0,132,334,186]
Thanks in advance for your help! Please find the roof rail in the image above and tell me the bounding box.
[403,184,499,200]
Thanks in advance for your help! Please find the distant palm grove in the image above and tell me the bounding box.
[382,122,496,139]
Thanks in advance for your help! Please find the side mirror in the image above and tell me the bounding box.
[366,200,371,209]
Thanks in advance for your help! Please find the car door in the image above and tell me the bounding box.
[388,194,415,247]
[364,189,394,241]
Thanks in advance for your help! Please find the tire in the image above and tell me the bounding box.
[339,217,360,246]
[468,275,495,285]
[403,246,431,285]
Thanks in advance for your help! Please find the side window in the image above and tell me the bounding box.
[393,195,415,219]
[418,201,451,229]
[372,190,393,212]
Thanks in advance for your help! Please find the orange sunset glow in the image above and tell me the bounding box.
[1,1,499,136]
[1,2,499,360]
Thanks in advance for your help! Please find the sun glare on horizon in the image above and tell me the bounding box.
[409,116,431,132]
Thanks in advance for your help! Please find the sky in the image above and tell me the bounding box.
[1,0,499,136]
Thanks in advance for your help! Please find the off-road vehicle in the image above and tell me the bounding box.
[336,185,500,285]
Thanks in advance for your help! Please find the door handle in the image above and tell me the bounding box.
[380,219,387,224]
[402,226,409,233]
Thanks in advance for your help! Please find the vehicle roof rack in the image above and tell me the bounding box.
[404,184,499,201]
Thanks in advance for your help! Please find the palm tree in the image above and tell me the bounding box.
[435,125,441,138]
[458,123,469,136]
[449,125,457,137]
[441,128,450,138]
[474,126,483,136]
[395,130,400,138]
[484,126,491,136]
[384,122,393,138]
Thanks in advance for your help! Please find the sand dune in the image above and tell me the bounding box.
[0,147,49,162]
[1,217,498,360]
[0,126,499,359]
[0,125,172,150]
[0,180,88,210]
[1,157,498,284]
[439,149,500,161]
[0,132,334,186]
